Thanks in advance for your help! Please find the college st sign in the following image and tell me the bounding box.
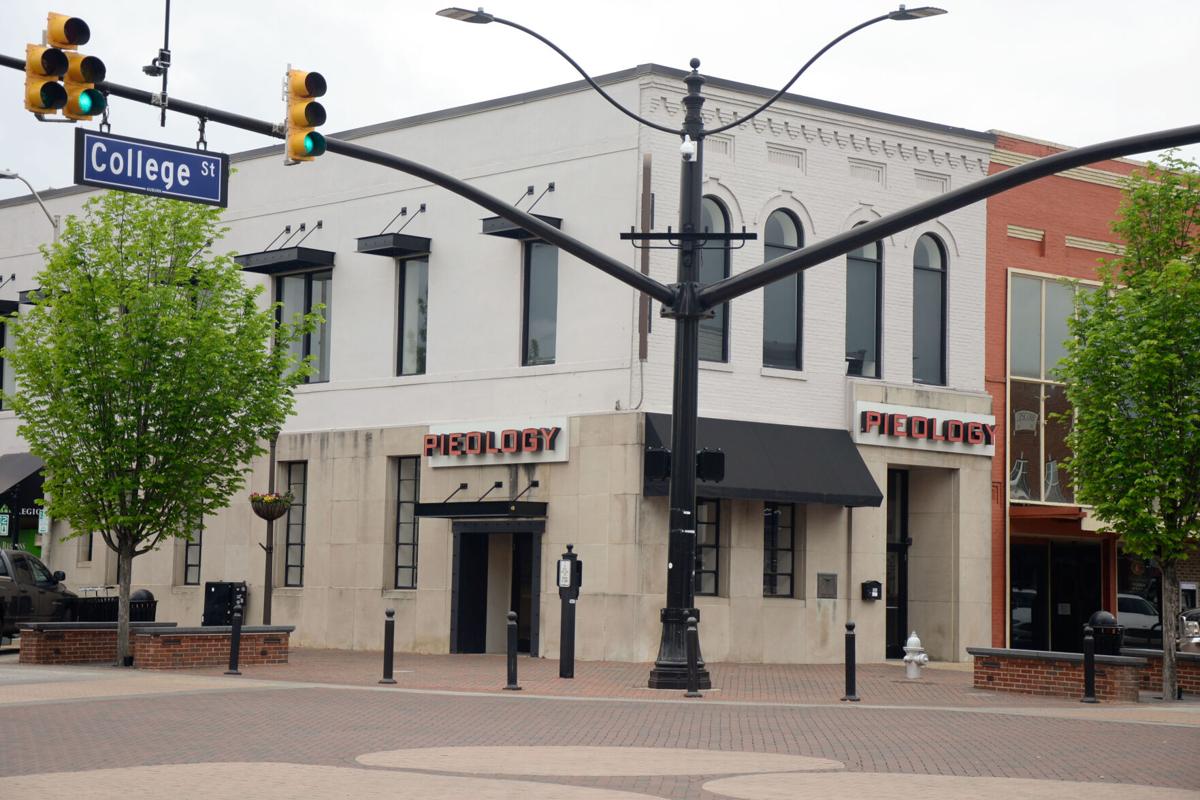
[853,402,996,456]
[424,417,569,467]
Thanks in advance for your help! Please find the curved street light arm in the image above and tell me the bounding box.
[697,122,1200,309]
[706,13,891,136]
[487,15,682,136]
[2,172,58,237]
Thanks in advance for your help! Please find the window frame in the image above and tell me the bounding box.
[283,461,308,587]
[275,270,332,383]
[521,240,559,367]
[0,320,12,411]
[845,231,883,379]
[397,257,429,376]
[763,502,796,598]
[762,209,804,370]
[700,196,731,363]
[183,524,203,586]
[394,456,420,590]
[912,233,948,386]
[694,497,721,597]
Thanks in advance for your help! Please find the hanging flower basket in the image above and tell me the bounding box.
[250,492,293,521]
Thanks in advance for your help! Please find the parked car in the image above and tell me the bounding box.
[0,549,76,637]
[1117,593,1162,647]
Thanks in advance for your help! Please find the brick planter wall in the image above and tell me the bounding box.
[133,626,293,670]
[18,623,176,665]
[967,647,1146,703]
[1123,649,1200,696]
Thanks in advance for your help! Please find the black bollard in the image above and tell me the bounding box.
[504,611,522,691]
[685,615,702,698]
[1081,624,1098,703]
[225,602,244,676]
[380,608,397,685]
[841,621,859,702]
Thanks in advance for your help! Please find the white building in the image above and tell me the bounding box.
[0,64,995,664]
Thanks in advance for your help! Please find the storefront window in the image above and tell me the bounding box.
[695,498,720,596]
[763,503,795,597]
[395,456,419,589]
[184,525,202,586]
[1117,551,1162,648]
[283,462,308,587]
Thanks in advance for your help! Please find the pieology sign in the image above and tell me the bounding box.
[853,402,996,456]
[424,417,569,468]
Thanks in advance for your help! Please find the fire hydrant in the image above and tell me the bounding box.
[902,630,928,679]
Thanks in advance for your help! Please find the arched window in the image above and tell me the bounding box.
[762,210,803,369]
[912,233,947,385]
[699,196,730,362]
[845,231,882,378]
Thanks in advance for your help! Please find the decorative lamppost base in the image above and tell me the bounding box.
[648,607,712,690]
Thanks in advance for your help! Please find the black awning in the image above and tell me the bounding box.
[415,500,547,519]
[644,413,882,508]
[0,452,44,496]
[355,233,431,259]
[234,246,335,275]
[0,300,18,315]
[481,214,562,240]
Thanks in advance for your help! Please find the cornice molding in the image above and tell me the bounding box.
[991,149,1129,189]
[1065,235,1124,255]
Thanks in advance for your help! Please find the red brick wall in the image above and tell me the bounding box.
[18,628,119,665]
[1133,654,1200,696]
[972,651,1142,702]
[133,631,289,670]
[986,134,1139,646]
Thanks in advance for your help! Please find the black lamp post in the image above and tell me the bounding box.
[438,4,946,689]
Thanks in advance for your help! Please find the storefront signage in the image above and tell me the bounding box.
[424,417,569,467]
[853,402,995,456]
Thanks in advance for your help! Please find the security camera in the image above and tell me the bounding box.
[680,135,697,162]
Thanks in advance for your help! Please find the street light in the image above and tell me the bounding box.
[0,169,59,242]
[439,5,946,689]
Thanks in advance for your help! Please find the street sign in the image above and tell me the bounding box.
[37,509,49,534]
[73,128,229,207]
[0,514,8,536]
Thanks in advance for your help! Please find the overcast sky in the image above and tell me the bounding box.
[2,0,1198,201]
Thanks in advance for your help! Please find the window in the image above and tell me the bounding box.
[283,462,308,586]
[522,242,558,366]
[395,456,420,589]
[846,233,882,378]
[695,498,720,596]
[277,270,332,382]
[700,197,730,362]
[80,531,94,562]
[1008,274,1092,504]
[27,556,53,585]
[762,210,803,369]
[763,503,795,597]
[184,525,202,586]
[0,321,13,410]
[912,234,947,384]
[398,258,428,376]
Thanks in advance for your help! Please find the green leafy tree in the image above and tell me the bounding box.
[3,191,317,664]
[1058,154,1200,700]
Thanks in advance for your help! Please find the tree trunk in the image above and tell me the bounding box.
[116,538,134,667]
[1161,559,1180,701]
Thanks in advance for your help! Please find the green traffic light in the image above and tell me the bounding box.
[305,132,327,157]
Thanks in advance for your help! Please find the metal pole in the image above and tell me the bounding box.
[262,435,277,625]
[380,608,396,685]
[685,615,702,698]
[649,59,711,691]
[559,588,576,680]
[504,611,521,690]
[841,621,859,701]
[225,602,243,676]
[1081,624,1098,703]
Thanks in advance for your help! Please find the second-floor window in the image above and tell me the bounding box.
[522,242,558,366]
[762,210,803,369]
[913,234,947,385]
[398,258,428,376]
[277,270,332,383]
[0,321,14,410]
[846,235,882,378]
[700,197,730,363]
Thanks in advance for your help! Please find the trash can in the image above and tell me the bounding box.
[1088,609,1124,656]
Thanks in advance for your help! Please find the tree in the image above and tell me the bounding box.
[3,190,316,664]
[1058,153,1200,700]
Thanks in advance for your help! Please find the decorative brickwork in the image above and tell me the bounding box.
[967,647,1145,702]
[1123,649,1200,696]
[133,627,292,670]
[18,623,176,665]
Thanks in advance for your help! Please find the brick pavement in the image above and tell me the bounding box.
[1,653,1198,798]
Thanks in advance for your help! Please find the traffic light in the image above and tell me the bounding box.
[46,12,91,50]
[63,50,106,120]
[24,44,68,114]
[286,69,327,163]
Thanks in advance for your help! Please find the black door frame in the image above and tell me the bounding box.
[885,469,910,659]
[450,520,543,657]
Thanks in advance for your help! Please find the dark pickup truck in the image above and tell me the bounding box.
[0,549,76,636]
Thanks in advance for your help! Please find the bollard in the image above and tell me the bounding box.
[840,621,859,702]
[1081,624,1098,703]
[684,615,702,698]
[225,602,244,676]
[380,608,397,685]
[504,611,522,691]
